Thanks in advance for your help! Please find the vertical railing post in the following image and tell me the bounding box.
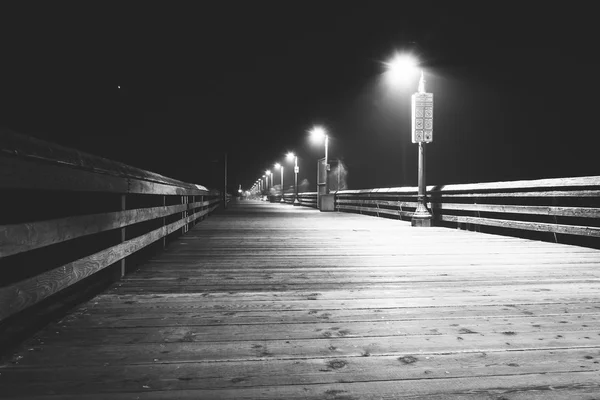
[181,195,184,235]
[191,195,196,228]
[200,195,204,221]
[119,194,126,278]
[162,195,166,249]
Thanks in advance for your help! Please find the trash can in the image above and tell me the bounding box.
[319,194,335,211]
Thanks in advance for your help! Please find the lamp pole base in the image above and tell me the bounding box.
[411,203,433,227]
[293,198,301,206]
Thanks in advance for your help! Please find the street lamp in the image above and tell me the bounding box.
[286,151,299,205]
[274,162,284,202]
[266,170,272,191]
[385,53,433,227]
[309,125,329,194]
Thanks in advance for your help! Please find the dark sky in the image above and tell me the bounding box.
[2,2,598,192]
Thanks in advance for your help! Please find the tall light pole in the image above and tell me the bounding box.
[275,162,284,202]
[286,152,299,205]
[411,71,433,226]
[385,53,433,227]
[309,126,329,194]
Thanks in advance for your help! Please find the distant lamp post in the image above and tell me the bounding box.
[309,125,329,194]
[266,170,272,191]
[274,162,284,202]
[385,53,433,227]
[286,151,300,205]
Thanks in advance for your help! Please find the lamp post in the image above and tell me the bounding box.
[275,163,284,202]
[309,126,329,194]
[286,152,299,205]
[385,53,433,227]
[266,170,272,201]
[410,71,433,227]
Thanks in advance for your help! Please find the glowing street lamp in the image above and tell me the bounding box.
[385,53,433,227]
[274,162,284,202]
[265,170,272,192]
[286,151,299,205]
[384,53,419,87]
[309,125,329,194]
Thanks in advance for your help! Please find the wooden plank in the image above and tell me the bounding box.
[127,178,211,196]
[57,302,600,327]
[0,209,210,322]
[0,201,206,258]
[30,314,600,345]
[1,349,598,395]
[8,330,600,366]
[440,215,600,237]
[336,199,418,208]
[433,189,600,198]
[337,204,413,218]
[433,203,600,218]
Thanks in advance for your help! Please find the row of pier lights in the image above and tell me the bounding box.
[249,53,434,227]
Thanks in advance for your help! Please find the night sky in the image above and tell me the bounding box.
[2,2,598,193]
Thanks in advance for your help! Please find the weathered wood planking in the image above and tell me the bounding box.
[0,200,218,258]
[1,200,599,399]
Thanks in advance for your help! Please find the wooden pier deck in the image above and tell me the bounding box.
[2,200,600,399]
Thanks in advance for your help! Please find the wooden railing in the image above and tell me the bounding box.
[0,129,222,325]
[278,192,318,207]
[296,192,318,208]
[334,176,600,247]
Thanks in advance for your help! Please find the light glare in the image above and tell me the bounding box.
[384,53,419,87]
[309,126,327,142]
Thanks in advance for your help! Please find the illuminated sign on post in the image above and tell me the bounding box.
[411,92,433,143]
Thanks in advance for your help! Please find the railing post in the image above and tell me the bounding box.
[181,195,187,234]
[200,195,204,220]
[119,194,126,278]
[191,195,195,228]
[162,195,166,248]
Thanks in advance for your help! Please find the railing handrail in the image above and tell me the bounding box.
[0,128,216,195]
[337,175,600,195]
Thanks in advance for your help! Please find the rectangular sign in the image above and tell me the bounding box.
[411,92,433,143]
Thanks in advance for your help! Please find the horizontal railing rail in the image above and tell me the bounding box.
[0,129,222,324]
[331,176,600,248]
